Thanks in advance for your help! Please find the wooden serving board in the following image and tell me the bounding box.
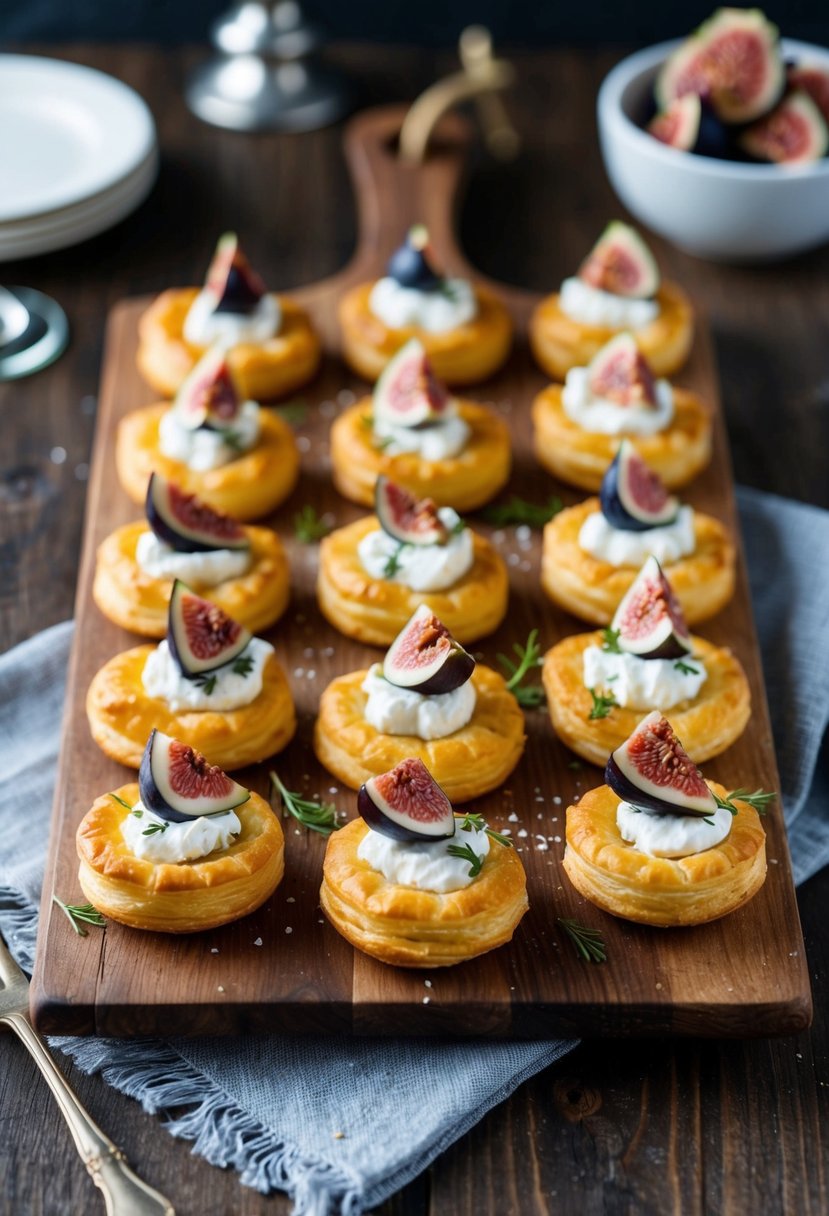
[31,107,811,1038]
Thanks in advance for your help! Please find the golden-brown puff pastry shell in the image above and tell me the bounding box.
[532,383,712,492]
[313,665,525,801]
[320,816,528,967]
[541,498,735,626]
[93,521,290,638]
[529,280,694,381]
[317,516,508,646]
[136,289,321,400]
[543,633,751,766]
[338,281,513,386]
[329,399,511,511]
[77,783,284,933]
[115,403,300,521]
[563,782,766,926]
[86,647,296,771]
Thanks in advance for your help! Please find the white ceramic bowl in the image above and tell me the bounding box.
[597,38,829,262]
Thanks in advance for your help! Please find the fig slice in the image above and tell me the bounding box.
[739,90,829,164]
[611,555,692,660]
[205,231,266,314]
[648,94,702,151]
[373,338,451,428]
[386,224,443,290]
[600,441,679,532]
[357,757,456,842]
[173,346,243,432]
[145,474,249,553]
[587,334,658,408]
[383,603,475,694]
[375,476,451,546]
[787,65,829,125]
[606,711,717,818]
[577,222,660,300]
[139,728,250,823]
[167,580,251,677]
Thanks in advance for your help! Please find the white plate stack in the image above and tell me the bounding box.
[0,55,159,262]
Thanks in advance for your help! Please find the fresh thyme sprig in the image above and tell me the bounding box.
[142,821,168,837]
[600,627,622,654]
[588,687,617,720]
[383,543,409,578]
[52,896,105,937]
[232,654,255,677]
[220,429,245,452]
[558,918,607,963]
[109,791,132,811]
[713,788,776,816]
[482,495,563,528]
[275,399,308,425]
[194,672,218,695]
[497,629,546,709]
[674,659,699,676]
[458,812,513,848]
[446,841,484,877]
[293,505,331,543]
[270,771,340,836]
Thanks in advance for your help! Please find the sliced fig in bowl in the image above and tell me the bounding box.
[383,603,475,694]
[146,474,249,553]
[611,555,692,659]
[787,65,829,125]
[648,93,703,151]
[139,728,250,822]
[587,334,658,408]
[577,221,659,300]
[357,757,455,842]
[173,347,242,431]
[739,90,828,164]
[375,477,451,546]
[167,581,252,677]
[600,441,679,531]
[205,232,266,314]
[373,339,450,428]
[605,711,717,818]
[386,224,443,290]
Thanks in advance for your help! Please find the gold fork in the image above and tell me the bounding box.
[0,928,175,1215]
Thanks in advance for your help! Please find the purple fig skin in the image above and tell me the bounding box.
[166,581,251,679]
[388,644,475,696]
[605,753,713,818]
[139,729,250,823]
[374,477,449,547]
[383,606,475,694]
[357,764,456,843]
[145,474,249,554]
[600,446,679,532]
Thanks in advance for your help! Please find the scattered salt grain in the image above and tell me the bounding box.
[217,985,225,993]
[422,997,430,1005]
[306,669,316,680]
[508,812,519,822]
[553,796,562,805]
[333,1130,346,1140]
[516,525,531,543]
[517,829,528,839]
[293,667,305,678]
[210,947,219,954]
[253,937,263,947]
[507,553,520,567]
[424,979,432,988]
[285,926,293,934]
[287,896,296,903]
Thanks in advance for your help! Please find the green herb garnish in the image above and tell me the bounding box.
[482,495,563,528]
[446,841,484,877]
[232,654,255,678]
[220,429,245,452]
[131,807,143,819]
[358,413,392,451]
[558,918,606,963]
[109,792,132,811]
[383,543,408,578]
[674,659,699,676]
[600,627,622,654]
[293,505,331,543]
[450,517,466,536]
[194,673,218,695]
[142,821,168,837]
[588,687,617,720]
[52,896,105,937]
[270,771,339,836]
[459,812,513,848]
[568,759,583,771]
[497,629,546,709]
[713,788,776,816]
[275,399,308,425]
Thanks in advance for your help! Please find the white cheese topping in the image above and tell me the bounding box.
[361,663,476,740]
[372,412,470,460]
[578,504,696,566]
[357,820,490,892]
[135,530,251,586]
[141,637,272,712]
[182,290,281,346]
[358,507,473,592]
[559,277,660,330]
[121,799,242,864]
[158,400,260,471]
[583,646,706,710]
[562,367,674,436]
[617,800,731,858]
[368,276,477,334]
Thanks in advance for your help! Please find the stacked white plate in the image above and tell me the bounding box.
[0,55,159,262]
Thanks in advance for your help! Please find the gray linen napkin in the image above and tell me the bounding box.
[1,487,827,1214]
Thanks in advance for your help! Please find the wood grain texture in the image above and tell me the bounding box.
[29,103,810,1040]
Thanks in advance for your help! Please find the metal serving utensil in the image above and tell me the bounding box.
[0,929,175,1215]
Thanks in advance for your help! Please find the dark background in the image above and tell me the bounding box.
[2,0,829,46]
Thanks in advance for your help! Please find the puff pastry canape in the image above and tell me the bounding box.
[541,441,734,625]
[94,473,290,638]
[317,478,509,646]
[87,581,295,770]
[338,225,513,386]
[543,555,750,766]
[315,603,525,801]
[330,338,511,511]
[530,221,694,381]
[117,344,300,521]
[77,730,284,933]
[320,758,527,967]
[137,232,320,400]
[532,333,711,493]
[563,712,768,927]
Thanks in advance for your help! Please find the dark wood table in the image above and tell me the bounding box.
[2,42,827,1216]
